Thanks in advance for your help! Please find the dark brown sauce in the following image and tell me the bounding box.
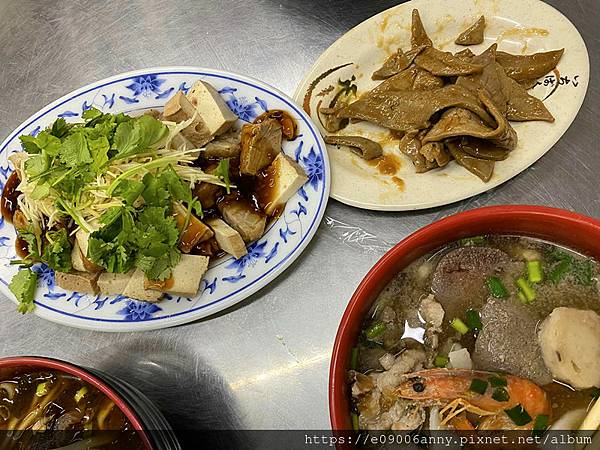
[15,236,30,259]
[254,163,277,213]
[367,154,402,175]
[145,276,174,291]
[1,172,21,223]
[254,109,298,140]
[391,176,405,191]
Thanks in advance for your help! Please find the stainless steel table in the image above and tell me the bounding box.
[0,0,597,445]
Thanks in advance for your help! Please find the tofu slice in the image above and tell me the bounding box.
[122,269,163,303]
[187,81,237,136]
[160,254,209,297]
[55,271,100,295]
[97,272,133,296]
[163,91,195,122]
[257,153,308,216]
[163,91,212,148]
[206,218,248,259]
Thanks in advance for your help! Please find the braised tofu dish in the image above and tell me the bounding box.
[1,80,307,311]
[350,235,600,435]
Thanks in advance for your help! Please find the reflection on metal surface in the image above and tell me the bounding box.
[229,353,329,391]
[322,215,393,254]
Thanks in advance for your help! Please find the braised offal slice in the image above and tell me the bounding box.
[337,84,494,132]
[431,246,510,313]
[422,90,518,151]
[415,47,487,76]
[218,194,267,243]
[455,16,486,45]
[324,135,383,160]
[411,9,432,47]
[446,141,496,182]
[473,297,553,385]
[372,45,426,80]
[496,49,564,83]
[239,119,283,175]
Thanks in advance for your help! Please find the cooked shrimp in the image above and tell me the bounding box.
[394,368,551,430]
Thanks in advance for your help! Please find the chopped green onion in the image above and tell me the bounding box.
[489,376,507,387]
[214,158,231,194]
[350,347,359,370]
[465,309,482,331]
[459,236,486,246]
[548,259,571,284]
[517,291,527,304]
[573,259,593,286]
[527,260,543,283]
[351,413,359,431]
[492,387,510,402]
[469,378,488,395]
[486,276,508,299]
[548,248,572,262]
[516,277,536,303]
[75,386,88,403]
[505,404,532,426]
[35,382,48,397]
[365,321,386,340]
[434,355,449,368]
[532,414,549,437]
[450,318,469,335]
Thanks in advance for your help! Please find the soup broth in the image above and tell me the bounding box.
[351,235,600,434]
[0,367,145,449]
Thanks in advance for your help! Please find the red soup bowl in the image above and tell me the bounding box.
[0,356,154,450]
[329,205,600,432]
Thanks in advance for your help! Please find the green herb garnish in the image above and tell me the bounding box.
[365,321,386,340]
[526,260,543,283]
[516,277,536,303]
[532,414,549,437]
[214,158,232,194]
[469,378,488,395]
[492,387,510,402]
[9,268,38,314]
[434,355,449,368]
[489,376,507,387]
[459,236,486,246]
[486,276,508,299]
[505,404,532,426]
[465,309,482,331]
[450,317,469,335]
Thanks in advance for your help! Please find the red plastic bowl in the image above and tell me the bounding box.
[329,205,600,432]
[0,356,154,449]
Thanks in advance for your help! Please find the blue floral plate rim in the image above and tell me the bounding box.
[0,66,330,331]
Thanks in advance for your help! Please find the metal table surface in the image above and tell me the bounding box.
[0,0,597,445]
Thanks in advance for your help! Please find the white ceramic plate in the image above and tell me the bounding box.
[0,67,330,331]
[294,0,589,211]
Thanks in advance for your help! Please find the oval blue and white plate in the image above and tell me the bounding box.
[0,67,330,331]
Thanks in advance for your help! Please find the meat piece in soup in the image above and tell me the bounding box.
[350,235,600,437]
